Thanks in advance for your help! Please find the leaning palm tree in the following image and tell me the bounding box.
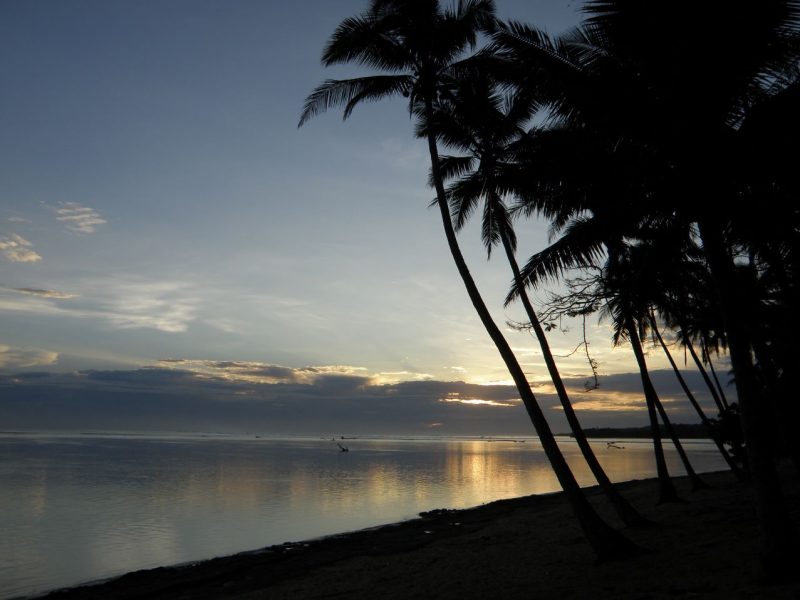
[682,330,728,416]
[496,0,800,575]
[581,3,800,575]
[430,68,647,526]
[597,239,707,497]
[498,130,684,503]
[299,0,636,559]
[602,243,710,493]
[648,311,744,480]
[701,338,731,411]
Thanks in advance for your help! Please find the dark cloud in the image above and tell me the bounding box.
[0,366,733,436]
[244,365,302,381]
[9,371,52,380]
[84,368,196,383]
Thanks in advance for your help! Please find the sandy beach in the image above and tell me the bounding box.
[38,468,800,600]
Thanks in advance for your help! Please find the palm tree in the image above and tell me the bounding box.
[431,67,647,526]
[701,338,731,411]
[680,329,727,416]
[506,218,685,503]
[648,312,744,480]
[299,0,636,560]
[603,244,708,495]
[614,236,742,480]
[495,0,800,575]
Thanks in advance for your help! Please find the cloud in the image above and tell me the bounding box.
[0,234,42,263]
[0,367,531,434]
[99,281,197,332]
[0,279,197,333]
[12,287,78,300]
[0,365,732,435]
[441,395,518,408]
[564,390,650,413]
[7,217,30,224]
[0,345,59,369]
[54,202,106,233]
[157,359,373,385]
[376,370,434,384]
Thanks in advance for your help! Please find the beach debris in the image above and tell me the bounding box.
[606,441,625,450]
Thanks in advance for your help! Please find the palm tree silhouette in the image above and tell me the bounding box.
[430,66,648,525]
[648,313,744,479]
[299,0,636,560]
[494,128,686,502]
[604,243,710,492]
[494,0,799,575]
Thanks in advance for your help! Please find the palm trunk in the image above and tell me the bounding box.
[699,218,797,579]
[625,318,679,503]
[683,330,727,416]
[499,227,648,527]
[424,99,637,560]
[636,327,707,490]
[651,393,708,490]
[649,315,744,480]
[702,337,730,411]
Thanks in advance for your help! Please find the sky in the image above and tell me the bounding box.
[0,0,733,435]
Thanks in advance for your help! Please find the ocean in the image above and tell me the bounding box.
[0,432,727,598]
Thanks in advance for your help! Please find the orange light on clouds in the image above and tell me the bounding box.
[439,395,518,408]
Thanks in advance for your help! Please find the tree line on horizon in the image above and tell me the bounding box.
[300,0,799,579]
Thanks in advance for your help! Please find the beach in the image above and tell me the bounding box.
[39,468,800,600]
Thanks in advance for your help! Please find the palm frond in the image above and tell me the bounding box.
[321,14,411,71]
[446,173,485,231]
[440,0,497,51]
[492,20,582,75]
[481,194,502,256]
[436,154,475,183]
[482,194,515,256]
[505,215,606,305]
[299,75,411,127]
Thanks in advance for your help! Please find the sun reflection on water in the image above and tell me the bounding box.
[0,434,727,598]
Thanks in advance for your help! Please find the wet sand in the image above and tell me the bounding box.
[40,469,800,600]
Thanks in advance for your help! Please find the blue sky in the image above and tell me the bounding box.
[0,1,732,433]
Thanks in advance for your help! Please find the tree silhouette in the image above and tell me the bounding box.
[495,0,799,575]
[431,66,648,525]
[300,0,637,560]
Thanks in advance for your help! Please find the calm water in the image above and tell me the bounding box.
[0,433,727,598]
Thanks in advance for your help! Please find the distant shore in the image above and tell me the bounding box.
[40,467,799,600]
[562,424,713,439]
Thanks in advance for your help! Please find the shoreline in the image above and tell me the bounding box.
[38,468,800,600]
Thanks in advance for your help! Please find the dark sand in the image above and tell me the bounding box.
[41,469,800,600]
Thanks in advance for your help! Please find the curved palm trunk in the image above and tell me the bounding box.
[683,330,727,416]
[630,321,706,490]
[699,219,797,579]
[424,101,637,561]
[651,391,708,491]
[499,228,648,527]
[702,337,730,411]
[625,318,679,503]
[649,315,744,481]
